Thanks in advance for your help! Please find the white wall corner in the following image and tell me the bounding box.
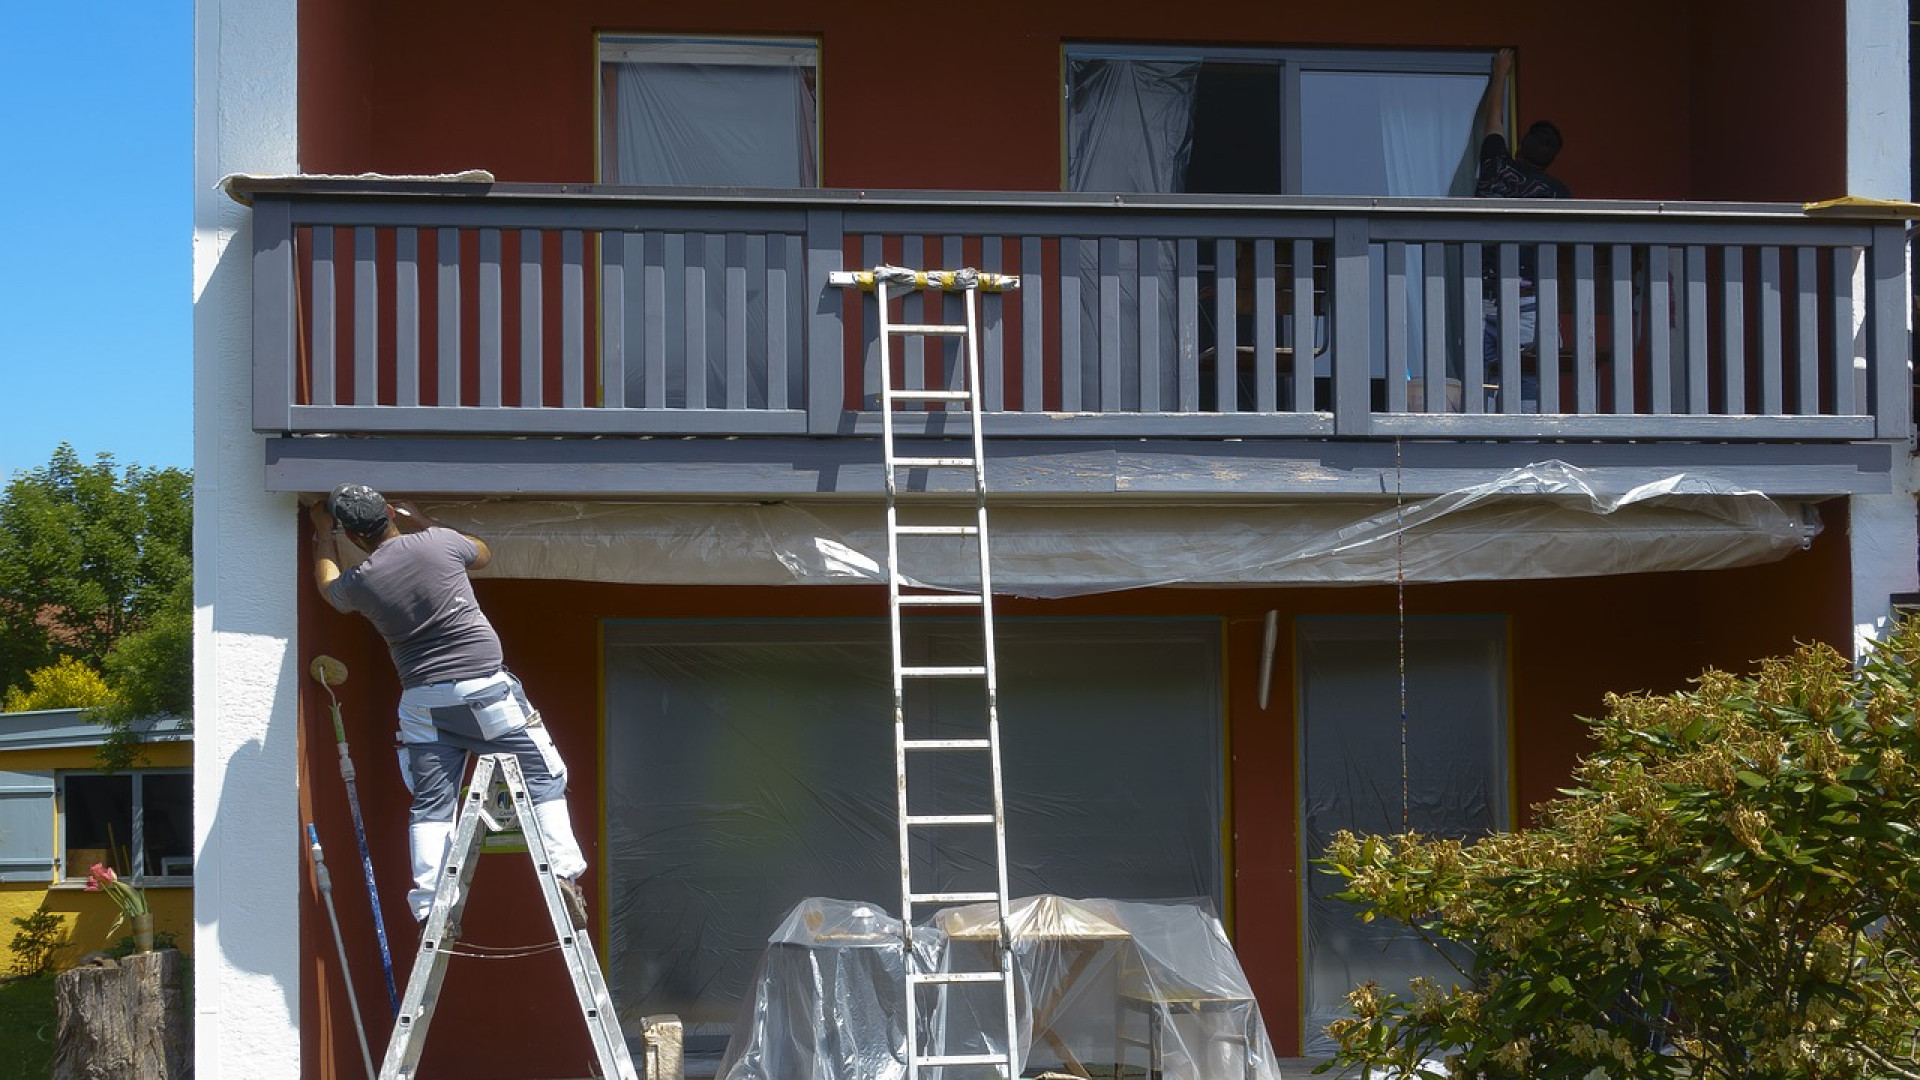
[193,0,302,1076]
[1846,0,1912,199]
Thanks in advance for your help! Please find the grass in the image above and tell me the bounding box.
[0,974,58,1080]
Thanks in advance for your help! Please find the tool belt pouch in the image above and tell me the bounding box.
[429,679,528,740]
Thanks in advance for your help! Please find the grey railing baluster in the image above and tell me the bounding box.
[396,228,420,407]
[1021,236,1044,412]
[354,227,378,406]
[1573,244,1596,413]
[727,232,751,410]
[1685,245,1707,415]
[1177,238,1199,413]
[520,229,543,408]
[561,229,584,409]
[1647,245,1671,415]
[1099,236,1122,412]
[1830,246,1854,416]
[311,226,337,407]
[684,232,708,410]
[1609,244,1634,414]
[1460,242,1483,414]
[1331,217,1370,434]
[902,235,926,397]
[1213,238,1237,413]
[1869,223,1910,437]
[1795,247,1818,415]
[1759,246,1783,414]
[1423,242,1447,413]
[644,230,668,409]
[804,208,845,434]
[1384,242,1407,413]
[982,236,1005,411]
[601,231,627,409]
[1497,242,1520,413]
[945,234,965,396]
[1721,245,1744,415]
[1536,244,1559,413]
[1138,238,1162,413]
[1253,237,1276,413]
[436,228,461,407]
[767,234,792,412]
[1060,237,1083,412]
[250,197,293,431]
[1292,239,1316,415]
[860,234,884,409]
[477,228,503,408]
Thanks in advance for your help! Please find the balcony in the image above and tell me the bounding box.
[238,179,1911,497]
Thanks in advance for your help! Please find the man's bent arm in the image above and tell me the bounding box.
[308,500,346,596]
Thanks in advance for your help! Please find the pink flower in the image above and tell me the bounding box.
[85,876,100,892]
[90,862,116,883]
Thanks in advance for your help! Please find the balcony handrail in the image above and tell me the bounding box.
[245,179,1911,444]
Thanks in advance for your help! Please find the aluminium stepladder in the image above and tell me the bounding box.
[378,753,637,1080]
[829,265,1023,1080]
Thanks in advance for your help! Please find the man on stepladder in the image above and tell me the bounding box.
[307,484,590,930]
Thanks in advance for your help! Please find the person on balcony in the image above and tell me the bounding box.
[307,484,591,929]
[1476,47,1568,408]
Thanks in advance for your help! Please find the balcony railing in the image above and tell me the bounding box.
[244,180,1911,444]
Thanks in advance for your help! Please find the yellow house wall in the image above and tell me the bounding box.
[0,738,194,970]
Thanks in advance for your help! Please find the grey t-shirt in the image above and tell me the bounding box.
[325,528,503,688]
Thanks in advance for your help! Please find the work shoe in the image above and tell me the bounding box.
[558,876,589,931]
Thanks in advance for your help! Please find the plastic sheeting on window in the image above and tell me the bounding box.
[717,896,1281,1080]
[602,621,1224,1061]
[428,461,1819,597]
[1066,58,1201,194]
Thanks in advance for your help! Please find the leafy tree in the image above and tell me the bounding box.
[0,656,116,712]
[1320,625,1920,1080]
[0,444,192,764]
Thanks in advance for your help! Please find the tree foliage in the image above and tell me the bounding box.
[0,445,192,762]
[0,656,117,713]
[1320,626,1920,1080]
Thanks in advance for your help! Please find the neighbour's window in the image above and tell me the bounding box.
[60,770,193,882]
[1065,46,1492,197]
[598,36,819,187]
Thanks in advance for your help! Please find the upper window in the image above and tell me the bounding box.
[1065,47,1492,197]
[60,769,192,883]
[599,36,819,187]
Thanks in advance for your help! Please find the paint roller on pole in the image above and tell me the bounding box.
[311,654,400,1016]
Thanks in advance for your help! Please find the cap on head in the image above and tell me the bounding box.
[328,483,391,539]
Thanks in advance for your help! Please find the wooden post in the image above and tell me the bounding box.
[51,951,190,1080]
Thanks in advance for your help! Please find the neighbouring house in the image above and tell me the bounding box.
[0,708,193,966]
[193,2,1915,1078]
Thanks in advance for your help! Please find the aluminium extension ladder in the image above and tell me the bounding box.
[829,265,1023,1080]
[378,753,637,1080]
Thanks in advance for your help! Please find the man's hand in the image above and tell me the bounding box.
[309,498,336,532]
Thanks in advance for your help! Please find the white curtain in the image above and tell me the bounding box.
[612,62,816,187]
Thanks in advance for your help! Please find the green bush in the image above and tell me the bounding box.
[1320,624,1920,1079]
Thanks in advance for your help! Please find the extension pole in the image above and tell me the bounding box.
[308,824,378,1080]
[311,655,400,1015]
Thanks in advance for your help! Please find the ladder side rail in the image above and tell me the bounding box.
[379,754,501,1080]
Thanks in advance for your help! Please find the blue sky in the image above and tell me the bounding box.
[0,2,192,485]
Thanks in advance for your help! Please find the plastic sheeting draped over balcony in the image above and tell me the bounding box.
[716,896,1281,1080]
[425,461,1818,598]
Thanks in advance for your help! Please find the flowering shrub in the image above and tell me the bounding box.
[84,863,149,938]
[1319,624,1920,1080]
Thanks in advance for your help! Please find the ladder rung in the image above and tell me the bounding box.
[920,1054,1017,1068]
[887,389,971,402]
[895,524,980,537]
[910,971,1006,987]
[901,665,987,679]
[906,813,996,827]
[909,890,999,905]
[889,323,969,336]
[904,738,993,751]
[898,594,983,608]
[892,456,976,469]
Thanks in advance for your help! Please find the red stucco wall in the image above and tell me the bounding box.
[298,1,1846,202]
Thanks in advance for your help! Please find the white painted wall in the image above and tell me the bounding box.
[1845,0,1917,656]
[192,0,302,1076]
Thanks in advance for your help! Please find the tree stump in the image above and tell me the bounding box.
[51,950,191,1080]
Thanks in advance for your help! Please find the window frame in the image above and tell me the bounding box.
[56,767,193,886]
[594,33,822,187]
[1061,43,1494,194]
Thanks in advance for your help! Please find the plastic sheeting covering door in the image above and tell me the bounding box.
[603,619,1224,1063]
[719,896,1282,1080]
[1296,616,1507,1056]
